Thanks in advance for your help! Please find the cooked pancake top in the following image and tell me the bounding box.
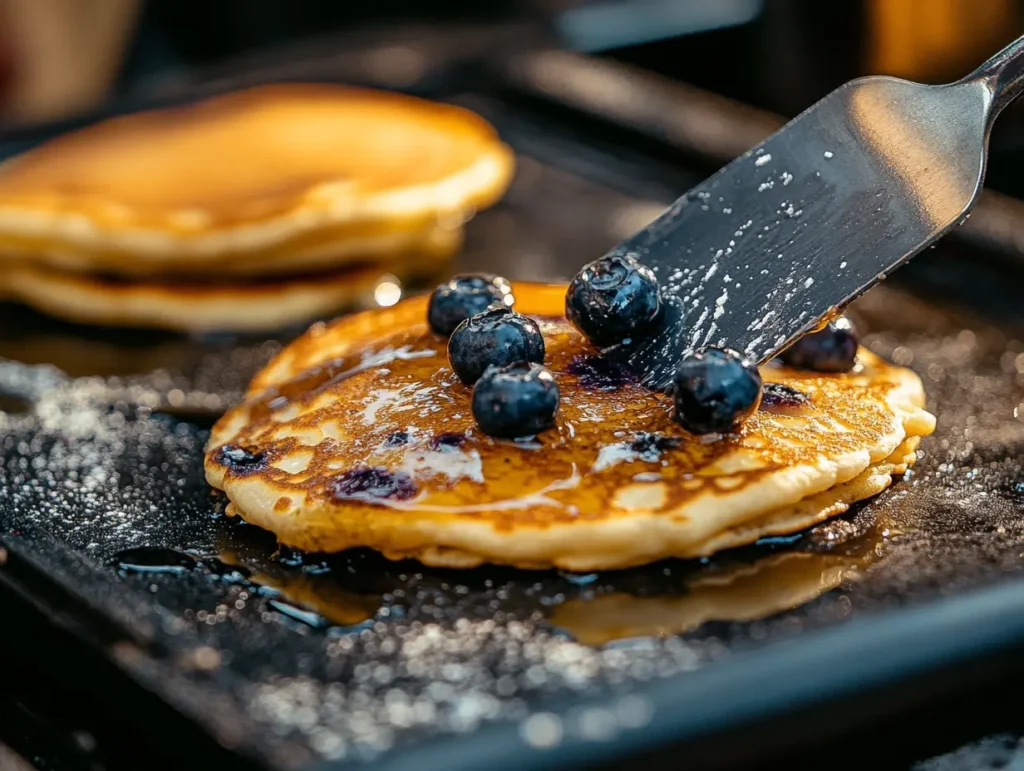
[0,84,512,234]
[206,283,932,529]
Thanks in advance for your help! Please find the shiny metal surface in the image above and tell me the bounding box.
[609,34,1024,388]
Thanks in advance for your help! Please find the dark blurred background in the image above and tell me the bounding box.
[4,0,1024,122]
[4,0,1024,189]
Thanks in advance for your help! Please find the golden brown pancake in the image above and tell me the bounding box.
[0,249,452,332]
[0,83,513,275]
[204,283,935,571]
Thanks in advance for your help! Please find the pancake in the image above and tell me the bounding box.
[0,83,513,275]
[204,282,936,571]
[0,249,452,333]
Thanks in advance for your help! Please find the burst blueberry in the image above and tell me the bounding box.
[778,316,859,372]
[760,382,808,409]
[471,362,560,439]
[566,353,638,391]
[447,306,545,384]
[216,444,266,471]
[383,430,410,447]
[429,432,466,451]
[565,254,661,346]
[672,347,762,434]
[329,467,417,502]
[427,273,514,336]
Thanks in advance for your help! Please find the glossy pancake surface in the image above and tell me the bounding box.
[0,83,513,271]
[205,283,936,571]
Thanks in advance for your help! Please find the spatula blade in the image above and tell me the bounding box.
[612,76,992,389]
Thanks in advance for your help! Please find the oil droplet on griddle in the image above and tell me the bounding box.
[112,545,197,575]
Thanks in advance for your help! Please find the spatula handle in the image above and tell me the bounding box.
[966,33,1024,116]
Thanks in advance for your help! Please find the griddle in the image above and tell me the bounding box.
[4,38,1024,771]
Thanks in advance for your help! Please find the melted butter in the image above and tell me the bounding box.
[399,446,485,485]
[592,442,650,472]
[251,344,438,424]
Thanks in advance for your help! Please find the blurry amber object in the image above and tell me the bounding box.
[865,0,1022,82]
[0,0,140,124]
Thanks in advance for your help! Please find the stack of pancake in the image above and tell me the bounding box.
[0,84,515,332]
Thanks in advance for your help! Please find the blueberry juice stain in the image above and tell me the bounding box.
[566,354,638,391]
[329,467,418,502]
[429,432,466,451]
[384,430,410,447]
[760,382,809,410]
[215,445,267,474]
[629,432,681,458]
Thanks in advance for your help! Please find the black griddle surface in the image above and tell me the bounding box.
[3,90,1024,771]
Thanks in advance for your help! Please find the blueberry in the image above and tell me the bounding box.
[672,348,762,434]
[471,362,560,438]
[565,254,661,347]
[447,307,545,384]
[778,317,858,372]
[428,273,514,336]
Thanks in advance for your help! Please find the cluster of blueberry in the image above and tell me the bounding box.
[428,274,557,439]
[427,256,858,440]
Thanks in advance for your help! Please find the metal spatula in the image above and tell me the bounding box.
[609,34,1024,389]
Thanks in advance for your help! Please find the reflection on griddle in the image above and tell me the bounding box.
[210,513,885,646]
[217,548,381,629]
[548,551,864,646]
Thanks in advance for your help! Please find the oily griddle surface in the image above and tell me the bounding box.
[2,148,1024,769]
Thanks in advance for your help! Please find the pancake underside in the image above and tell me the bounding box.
[0,218,463,278]
[0,250,452,333]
